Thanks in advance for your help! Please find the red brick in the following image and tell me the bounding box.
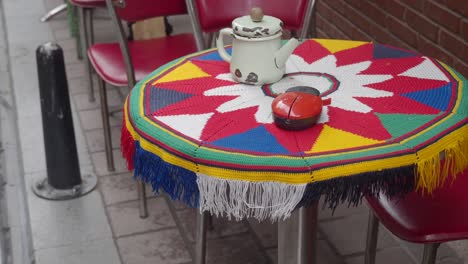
[445,0,468,17]
[451,59,468,79]
[316,14,331,39]
[345,0,388,27]
[316,3,350,38]
[317,2,343,30]
[386,16,418,47]
[316,1,333,21]
[368,22,411,49]
[424,1,461,33]
[405,8,439,42]
[329,8,352,31]
[316,28,330,39]
[417,35,453,65]
[439,30,468,62]
[323,2,368,39]
[322,0,346,15]
[400,0,425,11]
[377,0,406,19]
[316,14,349,40]
[315,1,372,42]
[461,19,468,41]
[350,27,372,42]
[343,4,374,33]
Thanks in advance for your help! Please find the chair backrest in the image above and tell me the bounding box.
[186,0,315,50]
[112,0,188,23]
[104,0,189,87]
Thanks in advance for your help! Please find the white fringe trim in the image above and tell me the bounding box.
[196,173,307,221]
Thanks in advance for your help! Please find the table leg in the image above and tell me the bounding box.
[194,211,208,264]
[278,200,319,264]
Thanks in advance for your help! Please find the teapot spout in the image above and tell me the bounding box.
[274,38,300,69]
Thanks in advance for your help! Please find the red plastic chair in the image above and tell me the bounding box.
[364,168,468,264]
[70,0,106,102]
[185,0,316,50]
[88,0,197,217]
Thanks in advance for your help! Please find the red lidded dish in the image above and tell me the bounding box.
[272,91,323,130]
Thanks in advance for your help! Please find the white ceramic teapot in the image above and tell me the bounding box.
[216,7,301,85]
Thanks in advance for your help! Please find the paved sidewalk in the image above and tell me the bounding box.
[1,0,467,263]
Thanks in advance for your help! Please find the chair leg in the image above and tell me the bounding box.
[206,32,215,48]
[88,9,95,45]
[86,9,97,102]
[78,7,96,102]
[194,211,208,264]
[138,181,148,218]
[365,211,380,264]
[421,243,440,264]
[97,77,115,171]
[40,3,67,22]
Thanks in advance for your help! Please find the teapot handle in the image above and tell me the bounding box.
[216,28,233,63]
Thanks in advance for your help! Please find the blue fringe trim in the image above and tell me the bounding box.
[133,142,199,207]
[132,140,415,212]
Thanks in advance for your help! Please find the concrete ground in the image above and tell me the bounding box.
[0,0,467,263]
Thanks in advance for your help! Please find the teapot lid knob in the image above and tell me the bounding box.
[250,7,264,22]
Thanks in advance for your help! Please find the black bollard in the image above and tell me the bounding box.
[32,42,97,200]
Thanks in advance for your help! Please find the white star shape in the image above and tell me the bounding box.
[204,54,394,124]
[285,55,394,115]
[204,73,274,123]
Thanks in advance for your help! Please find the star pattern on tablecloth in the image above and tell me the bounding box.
[147,40,453,154]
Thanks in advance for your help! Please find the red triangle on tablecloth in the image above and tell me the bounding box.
[326,106,392,141]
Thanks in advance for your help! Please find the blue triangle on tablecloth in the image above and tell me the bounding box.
[402,83,452,111]
[211,125,289,154]
[149,87,193,114]
[195,48,232,61]
[373,44,418,59]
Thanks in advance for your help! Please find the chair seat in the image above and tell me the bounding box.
[88,33,197,87]
[365,170,468,243]
[69,0,106,8]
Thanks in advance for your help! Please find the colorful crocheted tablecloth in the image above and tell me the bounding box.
[122,39,468,221]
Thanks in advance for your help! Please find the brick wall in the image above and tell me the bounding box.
[314,0,468,78]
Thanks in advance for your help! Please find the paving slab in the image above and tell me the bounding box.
[99,172,140,205]
[91,149,129,176]
[117,228,191,264]
[73,89,123,111]
[108,197,176,237]
[201,233,270,264]
[398,239,464,264]
[34,238,121,264]
[319,212,398,256]
[176,208,249,243]
[345,246,416,264]
[85,126,123,152]
[247,218,278,248]
[78,108,121,131]
[26,173,112,250]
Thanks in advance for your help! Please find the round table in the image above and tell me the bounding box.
[122,38,468,218]
[121,39,468,262]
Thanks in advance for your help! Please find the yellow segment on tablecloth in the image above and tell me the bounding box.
[308,125,382,153]
[314,39,368,53]
[152,61,210,84]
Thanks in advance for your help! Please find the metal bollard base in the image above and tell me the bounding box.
[32,174,97,200]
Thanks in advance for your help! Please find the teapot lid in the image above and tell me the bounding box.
[232,7,283,38]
